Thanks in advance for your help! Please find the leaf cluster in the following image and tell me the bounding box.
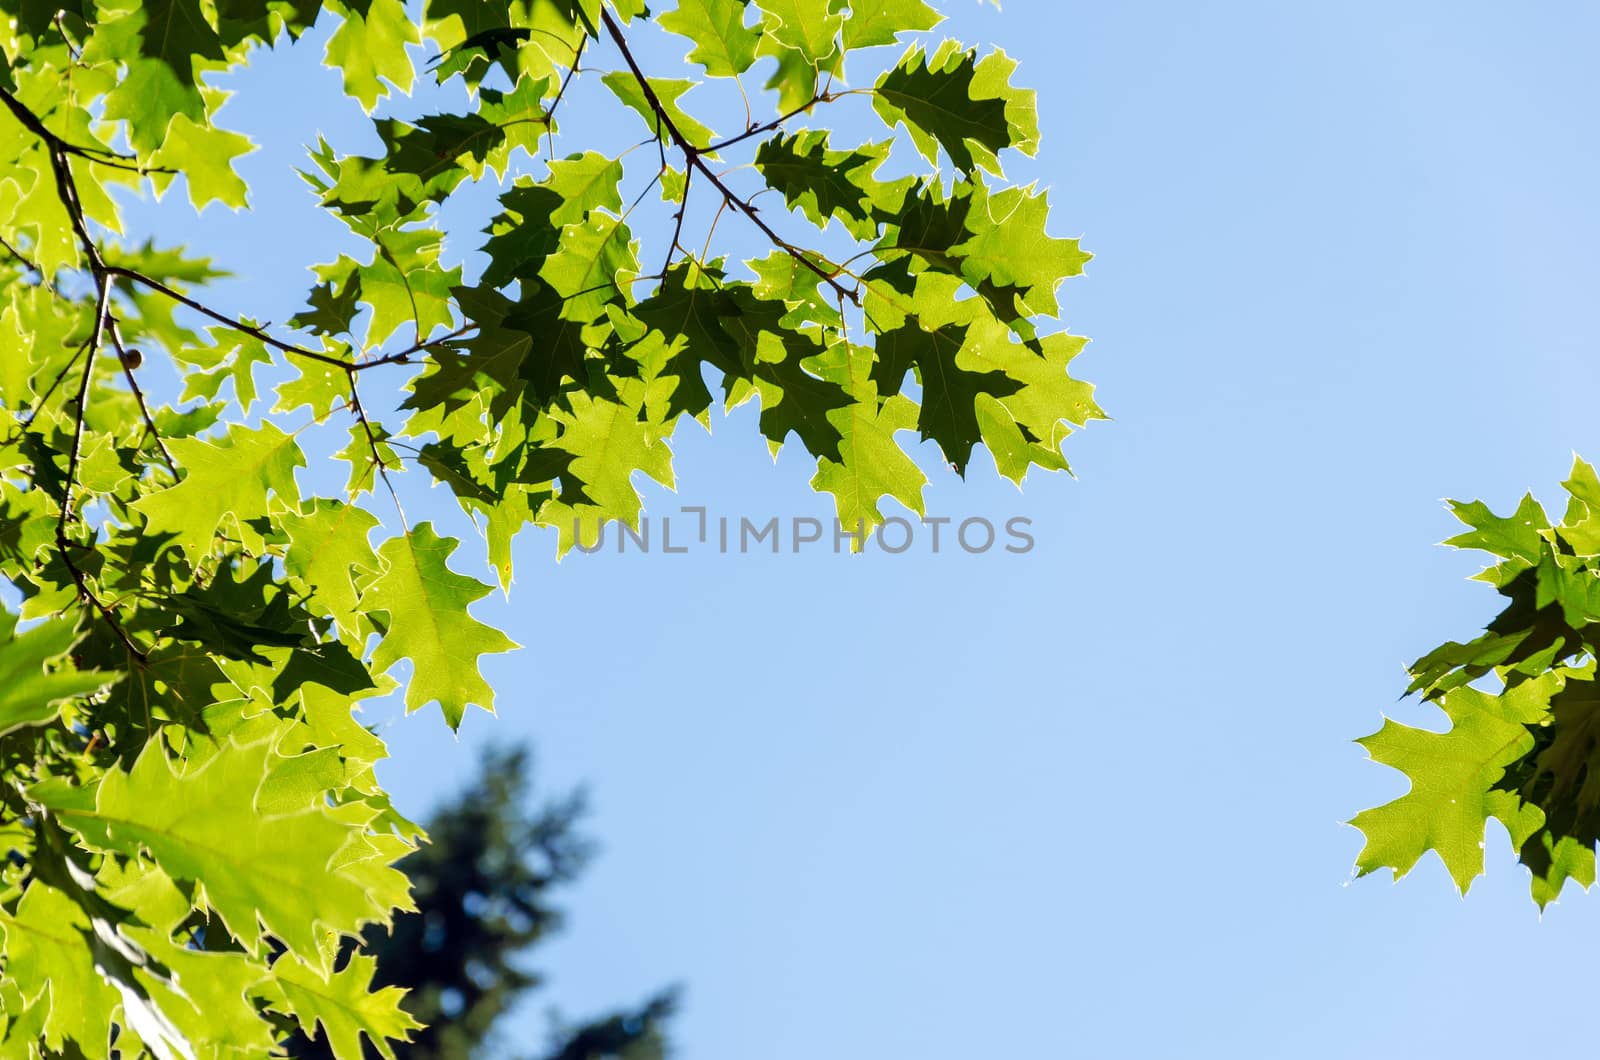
[0,0,1095,1053]
[1353,458,1600,907]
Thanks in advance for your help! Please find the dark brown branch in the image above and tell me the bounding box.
[108,266,439,373]
[50,276,148,664]
[108,273,409,380]
[48,149,105,277]
[0,85,172,175]
[663,163,693,277]
[5,89,165,662]
[1,86,413,377]
[599,8,859,304]
[106,267,358,368]
[35,120,151,661]
[53,13,83,61]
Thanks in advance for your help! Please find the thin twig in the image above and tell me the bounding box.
[663,164,694,277]
[0,85,172,175]
[387,323,475,360]
[699,197,731,266]
[5,338,88,445]
[348,378,407,525]
[544,37,586,129]
[0,232,42,278]
[107,319,177,474]
[703,91,829,154]
[39,126,152,660]
[599,9,858,305]
[104,267,362,369]
[50,277,147,663]
[57,273,109,527]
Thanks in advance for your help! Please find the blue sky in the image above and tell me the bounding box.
[116,2,1600,1056]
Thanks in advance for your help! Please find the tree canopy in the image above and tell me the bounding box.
[0,0,1095,1055]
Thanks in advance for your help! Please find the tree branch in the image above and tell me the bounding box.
[0,232,42,278]
[50,274,148,663]
[0,85,172,175]
[599,8,859,305]
[703,91,830,154]
[663,164,693,277]
[105,266,422,373]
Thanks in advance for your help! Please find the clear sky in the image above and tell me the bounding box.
[117,2,1600,1056]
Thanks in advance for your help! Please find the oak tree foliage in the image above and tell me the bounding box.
[0,0,1095,1054]
[1354,458,1600,908]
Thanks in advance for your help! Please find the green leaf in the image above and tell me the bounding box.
[0,614,119,736]
[1352,673,1560,893]
[0,883,122,1056]
[150,114,256,210]
[477,182,563,288]
[270,952,420,1060]
[1524,832,1596,908]
[544,151,626,228]
[870,317,1022,474]
[955,179,1091,318]
[292,258,365,338]
[965,329,1101,481]
[1555,456,1600,554]
[279,499,381,638]
[131,421,305,561]
[438,283,591,412]
[758,36,822,111]
[326,0,419,112]
[178,328,273,412]
[840,0,940,50]
[133,0,225,87]
[755,130,908,240]
[100,60,204,152]
[165,560,309,663]
[366,523,518,728]
[600,70,716,147]
[360,227,461,345]
[539,392,675,553]
[275,356,351,419]
[1445,493,1549,566]
[873,41,1034,175]
[136,935,280,1057]
[717,291,850,458]
[753,0,841,68]
[808,342,926,532]
[539,212,640,322]
[35,734,410,966]
[631,263,745,419]
[659,0,760,77]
